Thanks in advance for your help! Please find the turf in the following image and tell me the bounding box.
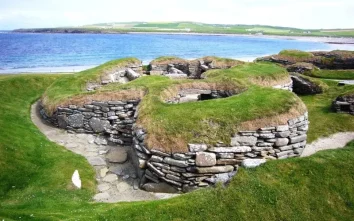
[304,69,354,80]
[1,74,354,220]
[301,80,354,142]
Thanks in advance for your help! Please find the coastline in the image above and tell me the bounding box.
[127,31,354,44]
[1,32,354,74]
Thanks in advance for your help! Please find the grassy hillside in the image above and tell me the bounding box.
[14,21,354,37]
[1,74,354,220]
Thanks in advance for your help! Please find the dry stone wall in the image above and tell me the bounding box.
[165,89,236,104]
[40,100,140,146]
[132,112,309,193]
[333,94,354,114]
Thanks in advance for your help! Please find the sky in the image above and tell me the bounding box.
[0,0,353,30]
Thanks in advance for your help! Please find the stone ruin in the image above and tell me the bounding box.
[39,58,310,194]
[333,94,354,114]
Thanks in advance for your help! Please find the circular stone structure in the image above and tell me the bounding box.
[39,56,309,194]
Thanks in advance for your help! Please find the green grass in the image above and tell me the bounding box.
[304,69,354,80]
[15,22,354,37]
[44,61,299,152]
[42,57,140,109]
[279,50,314,59]
[301,80,354,142]
[1,75,354,220]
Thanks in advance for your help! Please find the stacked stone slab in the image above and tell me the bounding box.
[165,89,236,104]
[87,64,143,91]
[132,112,309,193]
[40,100,140,145]
[333,94,354,114]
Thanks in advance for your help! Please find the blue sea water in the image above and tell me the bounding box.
[0,32,351,73]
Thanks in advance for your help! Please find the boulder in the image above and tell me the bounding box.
[126,68,140,81]
[57,115,68,128]
[89,118,111,133]
[196,152,216,167]
[275,138,289,147]
[106,148,128,163]
[67,114,84,128]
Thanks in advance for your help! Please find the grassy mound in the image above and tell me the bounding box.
[42,57,141,112]
[42,60,302,152]
[279,50,314,60]
[150,56,188,65]
[304,69,354,80]
[1,75,354,220]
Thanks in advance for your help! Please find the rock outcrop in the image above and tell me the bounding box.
[257,50,354,70]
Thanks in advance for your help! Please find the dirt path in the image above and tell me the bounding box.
[301,132,354,157]
[31,101,179,203]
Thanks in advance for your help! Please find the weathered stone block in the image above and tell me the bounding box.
[67,114,84,128]
[208,146,252,153]
[163,157,189,168]
[275,138,289,147]
[188,144,208,152]
[231,135,257,146]
[196,165,234,174]
[57,115,68,129]
[290,134,307,144]
[276,125,289,132]
[89,118,110,133]
[196,152,216,167]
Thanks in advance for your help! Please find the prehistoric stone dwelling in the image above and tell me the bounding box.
[40,55,313,194]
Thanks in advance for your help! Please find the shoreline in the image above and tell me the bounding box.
[127,31,354,44]
[1,32,354,74]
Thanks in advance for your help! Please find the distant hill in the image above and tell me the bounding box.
[13,21,354,37]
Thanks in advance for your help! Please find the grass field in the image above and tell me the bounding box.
[304,69,354,80]
[1,74,354,220]
[14,21,354,37]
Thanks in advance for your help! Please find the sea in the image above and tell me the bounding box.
[0,32,353,74]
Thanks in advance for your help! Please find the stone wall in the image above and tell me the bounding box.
[165,89,236,104]
[149,58,241,79]
[40,100,140,146]
[132,112,309,193]
[333,94,354,114]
